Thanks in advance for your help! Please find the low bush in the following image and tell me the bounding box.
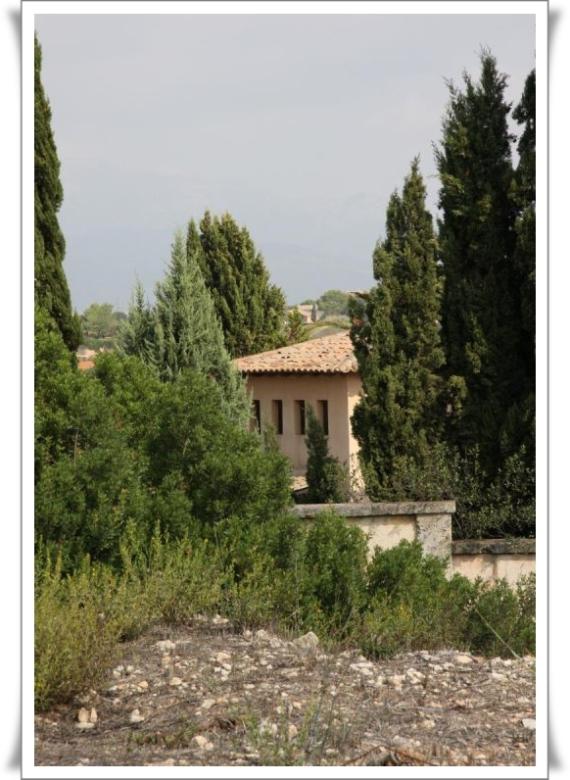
[35,516,535,712]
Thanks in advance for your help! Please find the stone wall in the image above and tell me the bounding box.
[293,501,455,562]
[451,539,536,586]
[293,502,536,585]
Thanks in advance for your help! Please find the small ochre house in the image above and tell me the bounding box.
[234,333,362,483]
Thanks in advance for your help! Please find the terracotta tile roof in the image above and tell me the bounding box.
[234,333,358,375]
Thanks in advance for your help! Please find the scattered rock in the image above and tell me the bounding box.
[288,724,298,740]
[201,698,216,710]
[155,640,176,653]
[137,680,149,691]
[406,668,426,684]
[192,735,214,750]
[129,709,145,724]
[522,718,536,730]
[454,654,473,665]
[293,631,319,652]
[75,722,95,731]
[169,676,183,687]
[388,675,406,687]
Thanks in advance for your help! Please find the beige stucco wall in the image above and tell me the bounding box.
[245,373,362,479]
[452,554,535,586]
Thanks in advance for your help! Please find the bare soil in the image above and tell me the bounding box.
[35,616,535,767]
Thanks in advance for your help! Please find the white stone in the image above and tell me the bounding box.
[75,722,95,730]
[454,654,473,665]
[169,676,183,687]
[77,708,90,723]
[137,680,149,690]
[129,708,145,724]
[89,708,98,723]
[406,668,426,684]
[491,672,506,681]
[293,631,320,652]
[201,698,216,710]
[254,629,271,641]
[288,724,298,740]
[389,674,405,687]
[193,734,214,750]
[375,675,385,687]
[216,652,232,664]
[522,718,536,730]
[155,640,176,653]
[125,664,134,675]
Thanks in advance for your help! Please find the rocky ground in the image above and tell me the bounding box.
[35,616,536,767]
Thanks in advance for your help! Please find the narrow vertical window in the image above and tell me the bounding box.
[318,400,329,435]
[252,400,261,432]
[295,400,306,435]
[272,400,283,434]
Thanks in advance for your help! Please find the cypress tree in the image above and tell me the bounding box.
[351,159,446,499]
[194,212,287,357]
[122,231,250,426]
[436,52,520,473]
[305,406,349,503]
[34,34,81,351]
[510,68,535,459]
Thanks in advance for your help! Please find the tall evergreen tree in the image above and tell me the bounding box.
[192,212,287,357]
[121,232,250,426]
[351,159,446,498]
[118,281,155,363]
[305,406,349,503]
[509,68,535,461]
[34,34,81,351]
[436,52,521,474]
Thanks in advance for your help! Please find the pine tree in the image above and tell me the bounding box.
[122,232,250,426]
[436,52,520,474]
[351,159,446,498]
[119,281,155,363]
[194,212,287,357]
[34,34,81,351]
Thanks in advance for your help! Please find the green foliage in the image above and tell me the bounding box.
[120,231,250,426]
[36,311,292,569]
[361,541,534,658]
[81,303,122,339]
[317,289,350,317]
[34,35,81,351]
[142,370,293,527]
[436,51,531,481]
[351,158,446,500]
[305,407,350,503]
[285,308,309,344]
[193,212,288,357]
[302,511,368,634]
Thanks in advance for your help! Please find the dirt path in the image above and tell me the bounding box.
[35,616,536,767]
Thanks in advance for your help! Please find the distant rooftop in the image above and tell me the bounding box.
[234,332,357,375]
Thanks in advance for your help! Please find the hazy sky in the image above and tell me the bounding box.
[35,12,535,312]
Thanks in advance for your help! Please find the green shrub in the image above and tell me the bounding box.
[35,555,126,711]
[302,511,368,636]
[465,573,536,657]
[361,541,534,658]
